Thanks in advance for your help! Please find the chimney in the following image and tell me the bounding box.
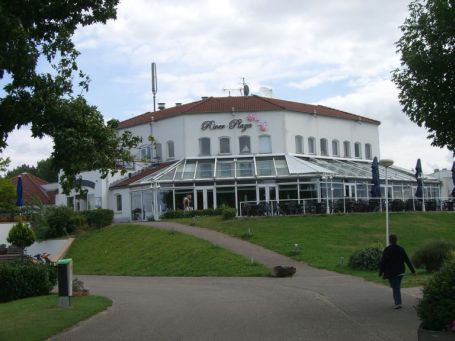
[158,103,166,110]
[175,103,182,106]
[201,96,208,100]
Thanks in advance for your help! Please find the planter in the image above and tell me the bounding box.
[418,327,455,341]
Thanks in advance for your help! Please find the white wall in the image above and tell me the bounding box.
[284,111,380,159]
[110,188,131,222]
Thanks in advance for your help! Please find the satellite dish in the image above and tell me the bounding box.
[243,84,250,96]
[259,87,273,98]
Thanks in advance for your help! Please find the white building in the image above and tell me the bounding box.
[56,95,443,221]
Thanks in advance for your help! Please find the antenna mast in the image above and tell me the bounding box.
[151,62,157,112]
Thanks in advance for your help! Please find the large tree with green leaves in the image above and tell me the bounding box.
[392,0,455,152]
[0,0,140,193]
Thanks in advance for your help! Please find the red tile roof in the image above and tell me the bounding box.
[110,162,176,189]
[9,173,56,205]
[118,95,380,129]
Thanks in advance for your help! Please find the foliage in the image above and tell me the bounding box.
[412,239,455,272]
[7,221,35,249]
[6,157,59,183]
[67,224,269,276]
[0,177,15,210]
[0,261,56,302]
[0,156,10,173]
[417,259,455,331]
[348,247,383,271]
[222,207,237,220]
[0,0,141,194]
[45,206,85,238]
[392,0,455,151]
[160,207,224,219]
[0,295,112,341]
[81,209,113,229]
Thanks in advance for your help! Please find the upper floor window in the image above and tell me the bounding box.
[354,142,362,158]
[343,141,351,158]
[259,135,272,154]
[332,139,339,157]
[308,137,316,154]
[155,143,162,160]
[167,141,175,159]
[239,136,251,154]
[199,137,211,156]
[365,143,372,160]
[320,138,328,156]
[295,135,304,154]
[219,137,231,154]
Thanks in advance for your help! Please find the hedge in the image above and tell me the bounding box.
[81,209,114,229]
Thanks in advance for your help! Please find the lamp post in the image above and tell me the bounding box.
[322,175,330,214]
[379,159,394,246]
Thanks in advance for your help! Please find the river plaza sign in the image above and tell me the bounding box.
[201,119,253,132]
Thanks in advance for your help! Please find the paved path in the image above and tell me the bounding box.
[53,222,421,341]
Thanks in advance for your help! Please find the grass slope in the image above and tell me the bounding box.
[67,224,268,276]
[0,295,111,341]
[175,212,455,286]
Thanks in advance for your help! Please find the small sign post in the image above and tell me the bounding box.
[57,258,73,308]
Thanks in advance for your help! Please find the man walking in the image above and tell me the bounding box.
[379,234,416,309]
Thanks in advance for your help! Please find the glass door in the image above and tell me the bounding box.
[194,187,214,210]
[257,184,278,203]
[344,183,357,199]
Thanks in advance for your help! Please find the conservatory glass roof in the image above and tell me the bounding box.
[137,154,436,184]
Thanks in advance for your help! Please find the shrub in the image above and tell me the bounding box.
[222,207,236,220]
[417,259,455,331]
[348,247,382,271]
[412,239,455,273]
[45,206,84,238]
[0,261,57,302]
[7,221,35,251]
[82,209,113,229]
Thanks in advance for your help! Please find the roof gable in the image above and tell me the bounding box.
[9,173,56,205]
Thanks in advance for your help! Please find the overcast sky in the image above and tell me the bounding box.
[2,0,453,174]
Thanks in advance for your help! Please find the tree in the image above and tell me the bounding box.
[5,164,37,179]
[36,157,58,182]
[392,0,455,152]
[0,177,15,210]
[0,0,140,194]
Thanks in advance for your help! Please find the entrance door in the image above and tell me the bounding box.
[194,187,214,210]
[344,183,356,199]
[257,185,278,203]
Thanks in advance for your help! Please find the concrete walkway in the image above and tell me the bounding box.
[53,222,421,341]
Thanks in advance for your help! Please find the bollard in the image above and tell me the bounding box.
[57,258,73,308]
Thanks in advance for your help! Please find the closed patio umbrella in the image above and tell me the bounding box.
[451,161,455,197]
[371,157,381,197]
[16,175,23,207]
[415,159,423,198]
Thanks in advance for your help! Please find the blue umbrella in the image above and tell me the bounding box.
[16,175,23,207]
[451,161,455,197]
[371,157,381,197]
[415,159,423,198]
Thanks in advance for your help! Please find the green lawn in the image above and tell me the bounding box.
[67,224,269,276]
[174,212,455,287]
[0,295,111,341]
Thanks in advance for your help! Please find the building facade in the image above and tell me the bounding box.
[56,95,443,221]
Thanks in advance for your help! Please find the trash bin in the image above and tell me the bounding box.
[57,258,73,307]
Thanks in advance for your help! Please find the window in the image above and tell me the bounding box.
[308,137,316,154]
[167,141,175,159]
[155,143,162,160]
[217,161,234,177]
[343,141,351,158]
[320,138,328,156]
[354,142,362,158]
[219,137,231,154]
[199,137,211,156]
[237,160,254,177]
[256,159,275,176]
[365,143,372,160]
[259,135,272,154]
[332,140,339,156]
[196,162,214,178]
[239,136,251,154]
[295,135,303,154]
[116,194,122,211]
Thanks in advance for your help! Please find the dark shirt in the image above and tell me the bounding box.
[379,244,415,279]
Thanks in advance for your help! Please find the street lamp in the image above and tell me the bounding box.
[322,175,330,214]
[379,159,394,246]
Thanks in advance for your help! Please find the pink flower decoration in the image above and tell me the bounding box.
[451,320,455,332]
[247,113,257,122]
